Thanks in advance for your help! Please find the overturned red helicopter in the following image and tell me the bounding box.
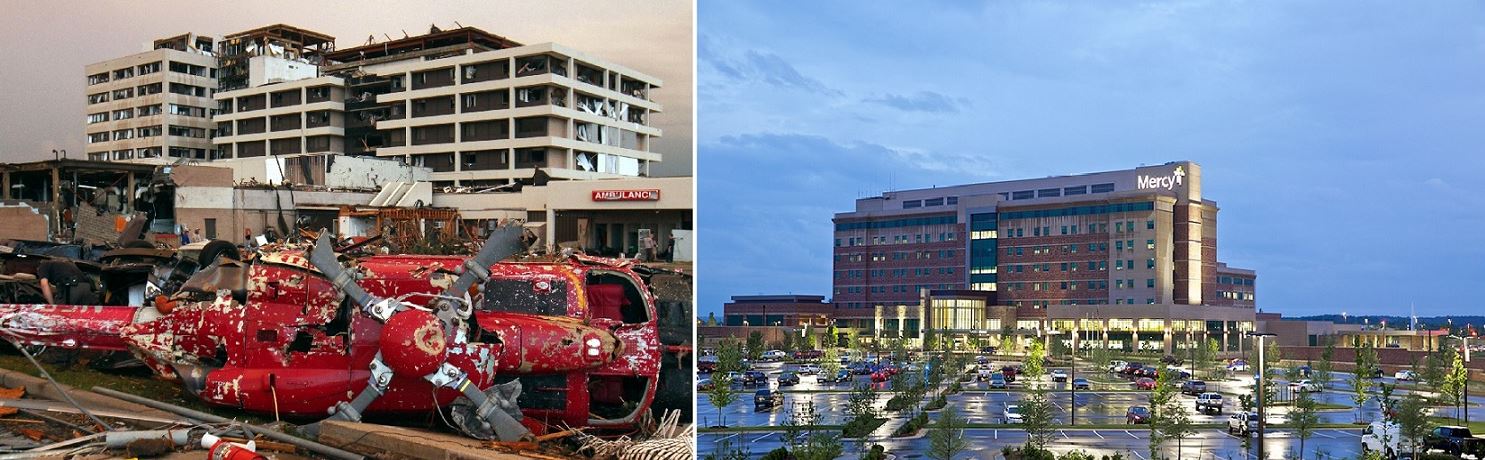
[0,227,663,441]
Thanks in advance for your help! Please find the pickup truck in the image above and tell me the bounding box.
[1195,393,1223,415]
[1227,412,1259,436]
[1424,426,1485,458]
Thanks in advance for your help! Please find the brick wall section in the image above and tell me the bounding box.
[74,203,125,244]
[1280,346,1485,382]
[0,205,49,241]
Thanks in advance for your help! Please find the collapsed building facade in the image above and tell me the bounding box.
[78,23,689,260]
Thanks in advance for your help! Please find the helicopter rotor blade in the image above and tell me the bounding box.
[439,225,525,301]
[307,229,384,310]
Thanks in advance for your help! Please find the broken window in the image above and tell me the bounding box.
[137,62,161,75]
[168,125,206,138]
[87,92,109,104]
[87,72,109,85]
[112,129,134,140]
[86,132,109,143]
[138,104,162,116]
[136,126,162,138]
[112,67,134,80]
[137,83,163,96]
[86,112,109,124]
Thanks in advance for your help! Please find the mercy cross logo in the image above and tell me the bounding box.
[1137,165,1185,190]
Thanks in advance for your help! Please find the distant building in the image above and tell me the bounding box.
[708,162,1261,354]
[84,34,218,163]
[83,25,666,189]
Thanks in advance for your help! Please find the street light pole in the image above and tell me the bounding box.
[1249,332,1276,460]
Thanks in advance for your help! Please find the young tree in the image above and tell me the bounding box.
[927,406,969,460]
[845,382,881,421]
[1019,386,1057,450]
[1444,352,1469,422]
[1023,340,1046,380]
[1394,394,1431,459]
[1286,391,1321,460]
[1352,342,1379,423]
[1422,344,1452,388]
[821,347,841,378]
[1199,338,1223,385]
[1263,337,1282,370]
[1313,341,1335,389]
[746,331,766,362]
[1191,337,1216,381]
[709,339,746,428]
[1147,367,1181,460]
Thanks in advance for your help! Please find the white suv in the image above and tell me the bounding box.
[1289,379,1322,393]
[1227,412,1258,436]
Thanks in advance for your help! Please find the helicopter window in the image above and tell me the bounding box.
[586,272,647,324]
[589,376,648,421]
[479,277,568,316]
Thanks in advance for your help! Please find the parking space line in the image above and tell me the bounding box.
[1059,429,1068,439]
[1331,429,1361,438]
[716,433,740,443]
[1313,430,1335,439]
[1126,430,1138,439]
[750,433,773,443]
[1131,450,1148,460]
[1093,430,1105,439]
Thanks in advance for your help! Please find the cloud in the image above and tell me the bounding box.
[699,34,837,95]
[697,133,994,316]
[864,91,969,113]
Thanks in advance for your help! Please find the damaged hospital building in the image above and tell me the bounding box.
[51,23,690,256]
[704,162,1260,355]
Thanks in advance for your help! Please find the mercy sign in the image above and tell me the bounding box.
[1136,166,1185,191]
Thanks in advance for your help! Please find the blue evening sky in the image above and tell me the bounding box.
[697,1,1485,319]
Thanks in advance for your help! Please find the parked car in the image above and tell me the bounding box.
[828,369,853,383]
[1424,426,1485,458]
[1108,360,1128,373]
[1125,406,1151,424]
[1289,379,1322,393]
[797,364,821,375]
[761,350,789,361]
[699,356,718,373]
[1003,405,1024,424]
[793,350,823,360]
[1227,412,1259,436]
[1195,393,1224,415]
[1051,369,1069,382]
[1360,420,1418,459]
[778,372,800,386]
[1393,370,1418,381]
[978,368,995,381]
[754,389,783,411]
[989,373,1008,389]
[981,346,998,354]
[870,371,889,383]
[743,371,768,386]
[1295,365,1312,378]
[697,378,714,391]
[1134,377,1156,390]
[851,364,872,375]
[1181,380,1207,396]
[1227,359,1250,372]
[977,355,991,365]
[1002,365,1021,383]
[1071,378,1091,390]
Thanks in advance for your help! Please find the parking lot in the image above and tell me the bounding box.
[699,359,1485,459]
